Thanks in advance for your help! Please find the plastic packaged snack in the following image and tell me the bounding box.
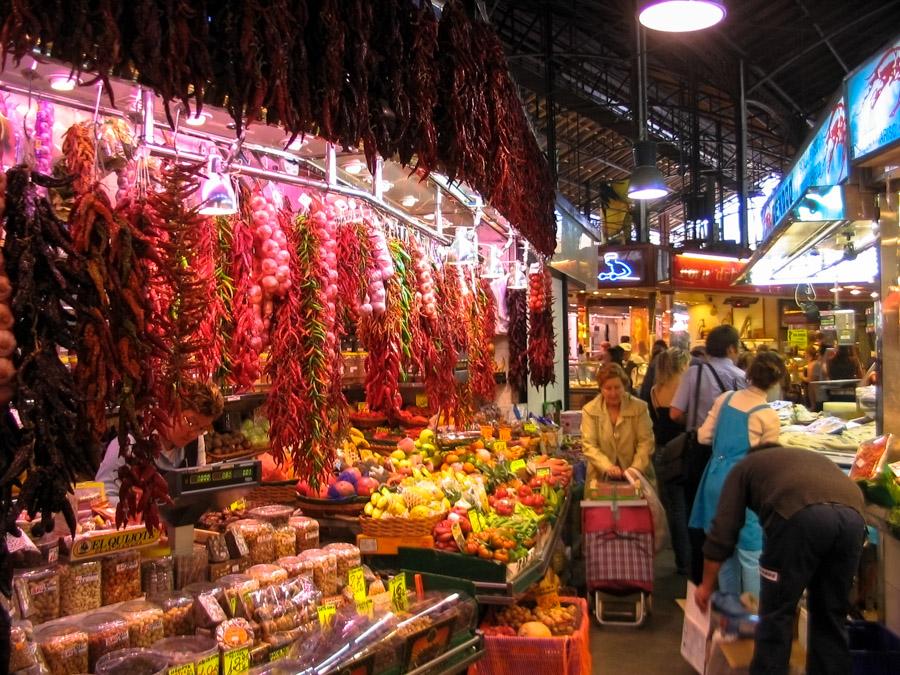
[116,599,165,648]
[153,590,195,636]
[273,525,296,558]
[288,515,319,551]
[218,574,261,618]
[17,565,60,624]
[175,544,209,588]
[94,647,169,675]
[34,623,89,675]
[227,519,276,565]
[215,617,255,650]
[140,555,174,597]
[101,550,141,605]
[153,635,220,673]
[274,555,313,580]
[247,564,289,589]
[322,543,361,587]
[59,559,101,616]
[298,549,338,596]
[850,433,893,480]
[83,612,131,671]
[193,590,228,629]
[248,504,294,526]
[206,533,231,563]
[10,620,40,672]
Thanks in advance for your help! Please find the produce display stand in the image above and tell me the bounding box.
[405,633,484,675]
[397,490,571,605]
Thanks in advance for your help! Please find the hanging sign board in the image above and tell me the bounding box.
[787,329,808,348]
[761,96,849,239]
[846,36,900,162]
[595,245,656,288]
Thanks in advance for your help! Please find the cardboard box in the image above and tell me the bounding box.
[681,583,713,674]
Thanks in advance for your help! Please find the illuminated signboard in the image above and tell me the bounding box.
[793,185,845,222]
[672,255,745,290]
[761,97,848,238]
[595,247,649,287]
[846,37,900,160]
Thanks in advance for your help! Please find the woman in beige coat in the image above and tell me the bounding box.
[581,363,655,484]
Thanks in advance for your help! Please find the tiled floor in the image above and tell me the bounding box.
[588,549,698,674]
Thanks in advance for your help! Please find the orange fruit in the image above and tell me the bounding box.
[463,462,476,474]
[445,453,460,465]
[473,440,485,450]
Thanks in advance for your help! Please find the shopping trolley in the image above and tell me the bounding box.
[582,478,654,626]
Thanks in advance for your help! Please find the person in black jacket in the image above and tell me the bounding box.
[694,446,866,675]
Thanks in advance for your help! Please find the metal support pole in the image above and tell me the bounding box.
[737,59,749,249]
[543,4,558,185]
[325,143,337,188]
[435,186,444,237]
[373,156,384,201]
[141,89,155,144]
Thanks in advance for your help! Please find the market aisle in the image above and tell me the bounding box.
[589,549,697,674]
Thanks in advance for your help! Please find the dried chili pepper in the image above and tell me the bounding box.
[506,288,529,396]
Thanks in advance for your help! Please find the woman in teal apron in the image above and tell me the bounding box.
[690,353,786,596]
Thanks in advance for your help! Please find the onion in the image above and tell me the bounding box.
[327,269,339,282]
[276,250,291,264]
[250,195,268,211]
[249,284,263,304]
[253,318,265,333]
[264,300,275,315]
[255,224,273,241]
[252,211,270,227]
[261,258,278,275]
[312,211,328,226]
[372,302,387,314]
[360,303,373,315]
[279,280,292,294]
[0,330,15,357]
[250,336,264,351]
[272,229,287,246]
[0,304,13,330]
[0,358,15,384]
[262,240,281,257]
[275,266,289,283]
[261,275,279,293]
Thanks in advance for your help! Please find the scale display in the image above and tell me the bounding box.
[165,459,261,498]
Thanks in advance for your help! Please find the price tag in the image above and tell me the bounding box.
[375,426,390,436]
[168,664,195,675]
[222,647,250,675]
[318,602,337,630]
[537,467,551,477]
[269,645,290,662]
[479,425,494,440]
[356,597,374,619]
[524,422,539,434]
[415,394,429,408]
[357,402,369,413]
[197,654,219,675]
[348,566,366,602]
[498,427,512,442]
[492,441,507,454]
[510,459,527,473]
[469,511,487,533]
[450,521,467,550]
[389,574,409,613]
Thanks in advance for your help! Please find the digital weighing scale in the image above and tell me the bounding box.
[161,459,262,555]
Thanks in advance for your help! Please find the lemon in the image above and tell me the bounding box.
[391,449,406,461]
[376,495,389,509]
[372,507,384,519]
[364,503,374,516]
[410,505,432,519]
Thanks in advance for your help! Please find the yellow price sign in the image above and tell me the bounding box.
[492,441,507,454]
[523,421,539,434]
[269,645,290,662]
[537,467,551,477]
[318,602,337,630]
[348,566,366,602]
[222,648,250,675]
[415,393,429,408]
[197,655,219,675]
[356,597,374,619]
[510,459,527,473]
[788,329,808,348]
[389,574,409,613]
[168,664,195,675]
[479,425,494,440]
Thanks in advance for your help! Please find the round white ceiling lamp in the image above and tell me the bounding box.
[344,159,364,175]
[49,74,79,91]
[638,0,726,32]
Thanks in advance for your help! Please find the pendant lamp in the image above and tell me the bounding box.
[638,0,726,32]
[627,141,669,200]
[199,153,238,216]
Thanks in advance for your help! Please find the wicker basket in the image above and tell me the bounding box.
[295,495,368,518]
[245,481,300,509]
[359,511,446,538]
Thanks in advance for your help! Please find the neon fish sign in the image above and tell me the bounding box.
[598,252,640,282]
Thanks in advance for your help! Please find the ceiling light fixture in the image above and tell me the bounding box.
[638,0,726,32]
[628,141,669,200]
[400,195,418,208]
[185,112,210,127]
[344,159,364,175]
[49,74,79,91]
[423,213,435,221]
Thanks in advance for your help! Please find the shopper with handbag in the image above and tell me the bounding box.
[580,363,655,485]
[665,325,746,582]
[690,352,784,597]
[648,348,690,574]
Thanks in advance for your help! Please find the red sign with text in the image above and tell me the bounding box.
[672,256,746,290]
